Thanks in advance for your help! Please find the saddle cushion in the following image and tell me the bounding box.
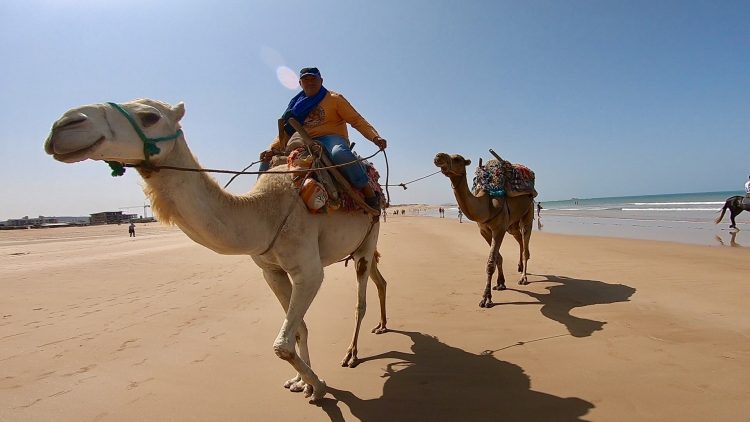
[472,159,535,198]
[338,158,385,212]
[283,148,384,213]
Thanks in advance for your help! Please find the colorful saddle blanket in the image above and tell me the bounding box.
[286,147,385,213]
[472,159,535,198]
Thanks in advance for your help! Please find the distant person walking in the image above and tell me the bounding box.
[128,222,136,237]
[537,202,543,218]
[457,209,463,223]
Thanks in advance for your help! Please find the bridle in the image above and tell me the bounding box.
[105,102,184,176]
[436,157,466,190]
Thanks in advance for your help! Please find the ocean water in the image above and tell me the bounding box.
[421,191,749,247]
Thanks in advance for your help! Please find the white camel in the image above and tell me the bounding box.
[43,98,389,401]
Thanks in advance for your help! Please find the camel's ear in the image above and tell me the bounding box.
[173,102,186,122]
[464,158,472,166]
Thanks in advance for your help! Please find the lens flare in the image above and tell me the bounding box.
[276,66,299,90]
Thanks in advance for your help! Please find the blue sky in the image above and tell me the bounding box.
[1,0,748,220]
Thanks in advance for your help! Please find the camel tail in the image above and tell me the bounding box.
[715,202,729,224]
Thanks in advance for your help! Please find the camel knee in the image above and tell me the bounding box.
[273,336,295,361]
[274,346,294,361]
[485,261,495,274]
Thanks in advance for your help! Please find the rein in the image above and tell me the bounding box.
[259,193,300,256]
[113,149,382,176]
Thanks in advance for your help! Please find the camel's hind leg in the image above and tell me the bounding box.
[511,213,533,285]
[518,217,532,285]
[341,254,374,368]
[261,268,313,395]
[369,256,388,334]
[272,261,327,401]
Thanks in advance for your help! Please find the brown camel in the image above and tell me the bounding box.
[44,99,390,401]
[434,153,534,308]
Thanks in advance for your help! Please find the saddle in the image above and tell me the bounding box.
[472,158,537,199]
[265,133,384,215]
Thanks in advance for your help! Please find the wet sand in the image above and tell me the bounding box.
[1,219,748,421]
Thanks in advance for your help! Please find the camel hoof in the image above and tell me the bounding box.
[371,323,388,334]
[479,298,492,308]
[289,380,306,392]
[303,383,314,398]
[492,284,506,291]
[341,351,355,367]
[346,357,359,368]
[309,380,327,402]
[518,278,529,285]
[284,375,301,389]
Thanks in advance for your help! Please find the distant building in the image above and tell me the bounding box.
[0,215,90,228]
[4,216,58,228]
[89,211,136,225]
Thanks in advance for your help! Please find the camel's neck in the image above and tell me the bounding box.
[141,137,286,255]
[449,173,493,222]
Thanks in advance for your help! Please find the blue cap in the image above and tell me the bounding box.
[299,67,321,78]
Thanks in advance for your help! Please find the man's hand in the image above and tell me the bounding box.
[373,136,387,150]
[259,150,275,162]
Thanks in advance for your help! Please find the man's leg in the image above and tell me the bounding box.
[316,135,378,207]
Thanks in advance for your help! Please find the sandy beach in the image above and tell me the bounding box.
[1,218,748,421]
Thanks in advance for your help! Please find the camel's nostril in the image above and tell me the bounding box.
[55,113,88,130]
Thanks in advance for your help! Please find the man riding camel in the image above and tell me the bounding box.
[259,67,387,209]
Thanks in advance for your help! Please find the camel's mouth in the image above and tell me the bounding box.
[51,136,105,163]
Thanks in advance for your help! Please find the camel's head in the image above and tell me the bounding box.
[434,153,471,177]
[44,99,185,164]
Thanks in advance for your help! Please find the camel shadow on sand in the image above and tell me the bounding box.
[319,330,593,422]
[502,274,636,338]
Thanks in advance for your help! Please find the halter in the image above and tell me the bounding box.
[105,102,183,176]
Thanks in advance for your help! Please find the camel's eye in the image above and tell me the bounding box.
[138,112,161,128]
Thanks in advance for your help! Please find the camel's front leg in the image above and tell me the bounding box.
[481,237,503,307]
[481,227,505,291]
[342,256,371,368]
[261,268,311,394]
[492,250,506,291]
[273,263,327,401]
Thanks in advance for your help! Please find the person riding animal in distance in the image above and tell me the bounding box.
[259,67,387,209]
